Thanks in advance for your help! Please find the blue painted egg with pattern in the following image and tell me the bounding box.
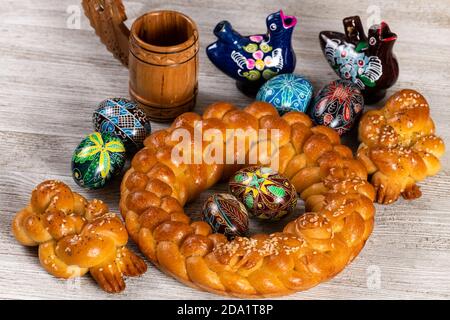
[93,98,151,154]
[256,74,313,115]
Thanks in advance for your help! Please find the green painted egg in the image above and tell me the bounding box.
[71,132,126,189]
[229,166,297,220]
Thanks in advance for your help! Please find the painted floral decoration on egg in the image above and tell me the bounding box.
[309,79,364,136]
[256,74,313,115]
[71,132,126,190]
[229,166,297,220]
[202,193,249,238]
[93,98,151,154]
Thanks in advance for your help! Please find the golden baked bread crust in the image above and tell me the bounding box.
[120,101,376,297]
[12,180,147,293]
[358,89,445,204]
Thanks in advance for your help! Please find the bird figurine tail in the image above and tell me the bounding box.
[213,21,243,45]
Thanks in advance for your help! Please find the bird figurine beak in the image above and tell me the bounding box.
[379,21,397,42]
[280,10,297,29]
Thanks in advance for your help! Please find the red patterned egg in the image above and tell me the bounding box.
[229,166,297,220]
[309,79,364,136]
[202,193,249,238]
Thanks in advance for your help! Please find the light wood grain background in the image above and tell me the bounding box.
[0,0,449,300]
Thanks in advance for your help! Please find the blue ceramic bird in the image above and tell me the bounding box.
[207,10,297,93]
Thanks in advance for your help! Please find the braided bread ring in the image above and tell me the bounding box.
[120,101,376,297]
[358,89,445,204]
[12,180,147,293]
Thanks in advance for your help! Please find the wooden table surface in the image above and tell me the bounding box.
[1,0,449,300]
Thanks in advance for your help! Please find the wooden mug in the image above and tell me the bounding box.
[82,1,199,122]
[129,11,199,122]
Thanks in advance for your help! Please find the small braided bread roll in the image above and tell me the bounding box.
[120,101,376,297]
[358,89,445,204]
[12,180,147,293]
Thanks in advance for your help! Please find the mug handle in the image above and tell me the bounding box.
[82,0,130,67]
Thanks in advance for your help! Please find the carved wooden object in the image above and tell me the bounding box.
[82,0,130,66]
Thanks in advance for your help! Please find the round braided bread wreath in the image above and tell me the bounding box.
[120,101,377,297]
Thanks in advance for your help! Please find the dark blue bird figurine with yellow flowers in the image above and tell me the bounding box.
[207,10,297,94]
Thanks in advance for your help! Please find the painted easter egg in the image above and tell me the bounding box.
[93,98,151,154]
[71,132,126,190]
[202,193,249,238]
[229,166,297,220]
[256,74,313,115]
[309,80,364,136]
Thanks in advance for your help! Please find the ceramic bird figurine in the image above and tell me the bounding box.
[319,16,399,103]
[207,10,297,95]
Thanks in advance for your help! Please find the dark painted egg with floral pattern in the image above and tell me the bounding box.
[71,132,126,190]
[308,79,364,136]
[229,166,297,220]
[202,193,249,238]
[93,98,151,154]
